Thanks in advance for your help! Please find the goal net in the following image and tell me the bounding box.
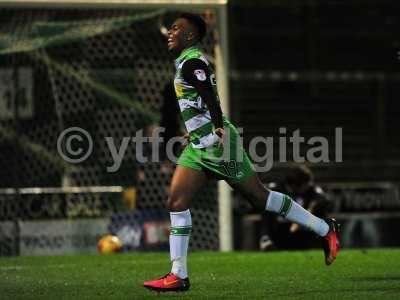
[0,1,229,255]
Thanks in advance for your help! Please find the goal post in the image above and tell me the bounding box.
[0,0,233,252]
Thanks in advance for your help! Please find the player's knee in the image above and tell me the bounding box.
[246,187,269,211]
[166,194,188,212]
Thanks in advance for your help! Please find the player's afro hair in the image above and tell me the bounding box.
[179,12,207,42]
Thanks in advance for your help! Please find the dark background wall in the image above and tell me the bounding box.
[228,0,400,182]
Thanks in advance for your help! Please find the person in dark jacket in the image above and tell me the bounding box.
[260,165,331,250]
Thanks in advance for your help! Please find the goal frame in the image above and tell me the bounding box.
[0,0,233,252]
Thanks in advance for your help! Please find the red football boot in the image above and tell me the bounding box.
[323,218,340,265]
[143,273,190,292]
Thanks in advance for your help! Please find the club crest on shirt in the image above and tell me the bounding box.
[194,69,207,81]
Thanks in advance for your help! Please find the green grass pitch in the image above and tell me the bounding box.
[1,249,400,299]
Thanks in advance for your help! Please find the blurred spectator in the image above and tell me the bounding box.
[260,165,331,250]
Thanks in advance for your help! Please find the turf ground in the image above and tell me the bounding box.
[1,249,400,299]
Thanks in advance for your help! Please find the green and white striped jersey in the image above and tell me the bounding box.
[174,45,223,148]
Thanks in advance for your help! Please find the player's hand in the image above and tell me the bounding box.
[183,132,190,141]
[214,127,225,146]
[182,132,190,146]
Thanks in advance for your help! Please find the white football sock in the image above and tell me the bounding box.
[170,209,191,279]
[265,191,329,237]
